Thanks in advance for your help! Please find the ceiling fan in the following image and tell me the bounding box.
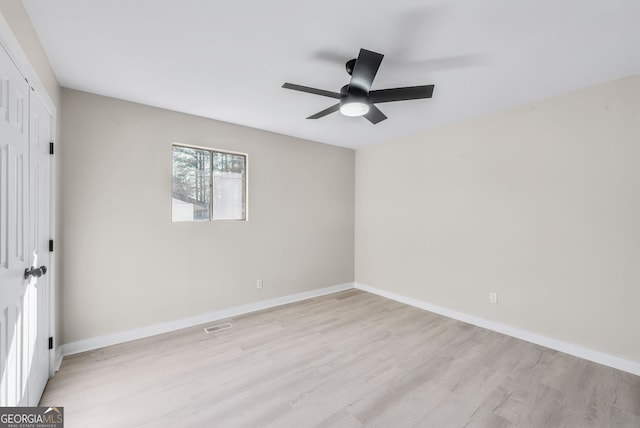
[282,48,435,124]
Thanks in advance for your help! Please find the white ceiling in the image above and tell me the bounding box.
[23,0,640,149]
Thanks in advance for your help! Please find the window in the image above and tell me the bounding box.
[172,144,247,222]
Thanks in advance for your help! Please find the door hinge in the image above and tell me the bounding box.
[49,142,54,155]
[48,337,53,350]
[49,239,54,252]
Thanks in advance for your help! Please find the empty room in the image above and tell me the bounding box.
[1,0,639,426]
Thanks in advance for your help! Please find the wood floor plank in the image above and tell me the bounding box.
[40,290,640,427]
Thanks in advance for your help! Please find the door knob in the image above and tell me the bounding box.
[24,265,47,280]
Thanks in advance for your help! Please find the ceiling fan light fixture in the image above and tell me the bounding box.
[339,101,370,117]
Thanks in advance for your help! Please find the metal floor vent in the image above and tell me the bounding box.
[204,322,233,334]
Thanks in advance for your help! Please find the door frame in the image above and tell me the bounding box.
[0,11,59,377]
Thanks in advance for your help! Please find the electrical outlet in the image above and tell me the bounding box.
[257,279,263,289]
[489,292,497,304]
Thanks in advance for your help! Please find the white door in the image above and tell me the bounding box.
[26,88,52,404]
[0,44,51,406]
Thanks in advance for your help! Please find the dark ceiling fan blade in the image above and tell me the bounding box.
[363,105,387,124]
[349,49,384,93]
[307,103,340,119]
[282,83,341,99]
[369,85,434,103]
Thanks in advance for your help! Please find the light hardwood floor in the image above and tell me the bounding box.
[40,290,640,427]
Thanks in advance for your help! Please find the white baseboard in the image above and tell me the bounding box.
[355,283,640,376]
[54,347,63,371]
[61,281,640,376]
[62,282,355,356]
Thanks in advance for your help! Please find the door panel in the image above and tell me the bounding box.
[27,89,51,403]
[0,44,30,407]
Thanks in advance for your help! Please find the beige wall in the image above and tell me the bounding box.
[0,1,64,343]
[355,75,640,363]
[61,89,354,343]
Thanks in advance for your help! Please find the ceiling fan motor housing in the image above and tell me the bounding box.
[340,85,368,102]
